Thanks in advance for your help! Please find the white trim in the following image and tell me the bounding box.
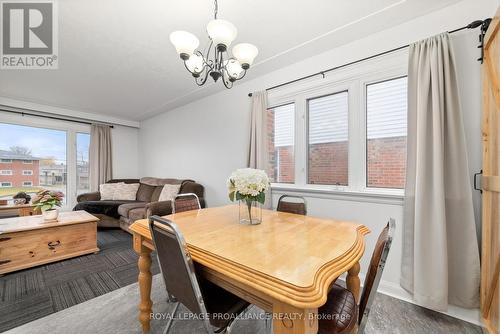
[22,181,33,187]
[0,96,140,128]
[0,170,13,175]
[0,159,12,163]
[0,182,12,187]
[271,184,403,205]
[22,170,33,175]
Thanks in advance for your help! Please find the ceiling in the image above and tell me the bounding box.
[0,0,461,121]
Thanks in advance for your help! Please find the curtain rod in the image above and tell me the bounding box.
[248,18,491,97]
[0,107,114,128]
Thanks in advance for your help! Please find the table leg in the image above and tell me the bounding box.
[346,261,361,303]
[134,236,153,333]
[272,302,318,334]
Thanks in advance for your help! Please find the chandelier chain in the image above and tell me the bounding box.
[214,0,218,19]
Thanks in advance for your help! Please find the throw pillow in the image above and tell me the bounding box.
[158,184,182,202]
[113,183,140,201]
[99,183,123,200]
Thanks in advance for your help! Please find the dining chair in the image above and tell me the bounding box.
[172,193,201,214]
[318,218,395,334]
[149,215,250,334]
[276,194,307,215]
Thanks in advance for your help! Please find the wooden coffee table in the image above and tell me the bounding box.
[0,202,39,217]
[0,210,99,275]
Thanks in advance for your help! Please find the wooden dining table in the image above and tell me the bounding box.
[130,205,369,334]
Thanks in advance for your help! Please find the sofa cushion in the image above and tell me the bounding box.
[117,202,147,217]
[140,177,190,186]
[158,184,181,202]
[113,183,140,200]
[150,186,163,202]
[74,200,137,219]
[136,184,155,202]
[128,207,146,222]
[99,183,123,200]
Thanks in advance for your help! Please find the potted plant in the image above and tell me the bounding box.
[32,190,64,221]
[228,168,270,225]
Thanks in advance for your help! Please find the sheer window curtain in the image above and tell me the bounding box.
[248,91,271,208]
[89,124,113,191]
[401,33,480,310]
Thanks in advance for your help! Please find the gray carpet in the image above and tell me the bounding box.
[0,229,160,333]
[2,274,485,334]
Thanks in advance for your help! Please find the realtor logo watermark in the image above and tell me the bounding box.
[1,0,58,69]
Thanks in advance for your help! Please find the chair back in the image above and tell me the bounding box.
[358,218,395,334]
[148,215,213,333]
[173,193,201,214]
[276,195,307,215]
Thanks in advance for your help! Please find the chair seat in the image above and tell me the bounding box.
[318,284,358,334]
[198,276,250,328]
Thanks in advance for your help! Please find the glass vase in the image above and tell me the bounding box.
[239,200,262,225]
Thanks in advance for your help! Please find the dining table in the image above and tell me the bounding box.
[130,205,370,334]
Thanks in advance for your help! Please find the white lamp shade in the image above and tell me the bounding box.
[224,59,244,78]
[185,54,204,73]
[206,19,237,47]
[232,43,258,66]
[169,31,199,56]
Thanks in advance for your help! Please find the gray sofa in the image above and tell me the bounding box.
[74,177,205,233]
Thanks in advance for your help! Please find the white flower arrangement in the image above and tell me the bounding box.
[227,168,270,204]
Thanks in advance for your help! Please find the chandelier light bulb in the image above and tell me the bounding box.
[232,43,258,69]
[185,54,204,75]
[207,19,237,50]
[224,59,244,79]
[169,31,199,60]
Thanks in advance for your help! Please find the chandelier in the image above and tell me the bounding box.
[169,0,258,89]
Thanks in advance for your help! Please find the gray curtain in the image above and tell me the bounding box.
[401,33,480,311]
[248,91,271,208]
[89,124,113,191]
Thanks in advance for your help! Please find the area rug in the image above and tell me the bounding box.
[0,229,160,332]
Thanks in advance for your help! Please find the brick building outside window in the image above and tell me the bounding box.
[0,150,40,187]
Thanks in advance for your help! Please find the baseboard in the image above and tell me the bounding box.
[337,275,483,327]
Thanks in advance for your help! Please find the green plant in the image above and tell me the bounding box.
[32,189,64,211]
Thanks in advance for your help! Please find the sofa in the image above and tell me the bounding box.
[74,177,205,233]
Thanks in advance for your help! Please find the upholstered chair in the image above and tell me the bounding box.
[172,193,201,214]
[276,194,307,215]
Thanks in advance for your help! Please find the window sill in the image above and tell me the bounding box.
[271,183,404,205]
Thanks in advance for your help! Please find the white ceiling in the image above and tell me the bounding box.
[0,0,461,121]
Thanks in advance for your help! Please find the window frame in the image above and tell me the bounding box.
[1,182,12,187]
[22,160,33,164]
[22,170,33,175]
[0,159,12,163]
[0,170,13,175]
[22,181,33,187]
[0,113,91,208]
[267,51,407,199]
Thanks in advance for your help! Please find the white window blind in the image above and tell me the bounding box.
[367,77,407,139]
[308,91,348,144]
[274,104,294,147]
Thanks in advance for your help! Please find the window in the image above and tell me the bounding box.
[77,133,90,195]
[366,77,407,189]
[0,170,12,175]
[1,182,12,187]
[266,53,407,196]
[267,104,295,183]
[0,159,12,163]
[308,91,349,185]
[0,123,67,203]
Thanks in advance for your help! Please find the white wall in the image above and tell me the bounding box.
[139,0,497,324]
